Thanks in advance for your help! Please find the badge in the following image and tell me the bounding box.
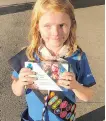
[60,101,68,109]
[49,92,55,99]
[48,96,58,106]
[70,114,75,121]
[65,112,72,120]
[66,104,72,111]
[54,108,61,114]
[52,99,62,109]
[60,111,67,118]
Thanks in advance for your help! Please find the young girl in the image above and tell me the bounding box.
[8,0,96,121]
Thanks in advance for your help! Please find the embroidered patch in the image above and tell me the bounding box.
[48,96,58,106]
[65,112,72,120]
[47,91,76,120]
[60,111,67,118]
[52,99,62,109]
[54,108,61,114]
[70,114,75,121]
[66,104,72,111]
[49,92,55,99]
[60,101,68,109]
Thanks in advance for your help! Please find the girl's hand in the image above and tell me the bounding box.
[18,68,38,89]
[57,72,78,90]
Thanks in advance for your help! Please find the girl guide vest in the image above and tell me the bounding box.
[8,48,93,121]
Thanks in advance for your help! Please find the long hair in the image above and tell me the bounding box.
[26,0,78,61]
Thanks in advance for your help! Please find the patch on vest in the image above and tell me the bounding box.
[48,92,76,121]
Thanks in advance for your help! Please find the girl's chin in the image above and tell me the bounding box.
[45,40,64,47]
[48,43,63,48]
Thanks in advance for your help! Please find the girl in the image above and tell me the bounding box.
[8,0,96,121]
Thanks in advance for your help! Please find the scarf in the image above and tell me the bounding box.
[38,44,78,62]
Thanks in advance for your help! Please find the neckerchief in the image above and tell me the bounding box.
[38,44,77,62]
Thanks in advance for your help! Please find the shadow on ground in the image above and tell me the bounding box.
[0,0,105,15]
[76,106,105,121]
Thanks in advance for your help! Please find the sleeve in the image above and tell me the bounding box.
[12,70,19,79]
[78,52,96,87]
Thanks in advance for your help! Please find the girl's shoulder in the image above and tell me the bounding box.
[69,48,86,61]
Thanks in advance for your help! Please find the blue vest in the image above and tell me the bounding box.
[8,48,96,121]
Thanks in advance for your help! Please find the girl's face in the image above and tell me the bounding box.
[38,11,71,49]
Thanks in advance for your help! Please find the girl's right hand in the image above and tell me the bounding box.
[18,68,38,89]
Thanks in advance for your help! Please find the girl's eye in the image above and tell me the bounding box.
[44,25,51,28]
[59,24,64,28]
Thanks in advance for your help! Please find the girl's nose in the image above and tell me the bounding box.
[51,26,59,36]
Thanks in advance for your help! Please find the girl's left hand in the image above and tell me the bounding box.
[57,72,78,90]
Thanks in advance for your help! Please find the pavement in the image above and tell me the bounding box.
[0,1,105,121]
[0,0,35,6]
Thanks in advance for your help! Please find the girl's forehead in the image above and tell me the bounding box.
[39,11,71,24]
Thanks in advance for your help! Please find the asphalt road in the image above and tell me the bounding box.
[0,2,105,121]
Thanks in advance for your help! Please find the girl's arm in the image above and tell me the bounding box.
[11,68,37,96]
[11,79,25,96]
[58,72,95,102]
[72,82,94,102]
